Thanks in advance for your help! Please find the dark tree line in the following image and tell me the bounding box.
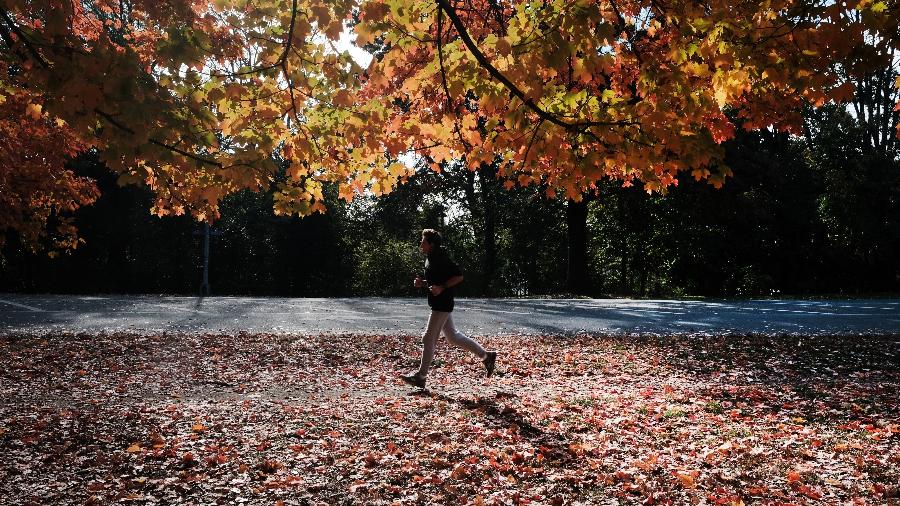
[2,102,900,297]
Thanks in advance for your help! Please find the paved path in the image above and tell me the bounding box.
[1,294,898,335]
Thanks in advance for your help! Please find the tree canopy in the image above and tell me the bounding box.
[1,0,898,250]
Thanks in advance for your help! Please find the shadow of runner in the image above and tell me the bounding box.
[408,389,577,467]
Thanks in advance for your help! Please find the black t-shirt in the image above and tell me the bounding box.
[424,249,462,312]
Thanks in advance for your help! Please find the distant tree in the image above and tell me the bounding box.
[806,105,900,292]
[0,151,196,293]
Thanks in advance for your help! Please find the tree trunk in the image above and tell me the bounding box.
[463,166,499,295]
[566,197,590,295]
[477,168,497,295]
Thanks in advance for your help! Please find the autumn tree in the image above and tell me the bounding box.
[351,0,899,294]
[2,0,899,252]
[1,0,375,251]
[352,0,893,194]
[0,88,99,252]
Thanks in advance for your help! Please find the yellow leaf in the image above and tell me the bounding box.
[207,87,225,104]
[387,162,407,178]
[311,5,330,29]
[632,453,658,471]
[288,162,307,181]
[355,23,375,45]
[26,103,42,120]
[495,37,511,56]
[126,444,142,453]
[715,87,727,108]
[225,83,244,99]
[325,19,343,40]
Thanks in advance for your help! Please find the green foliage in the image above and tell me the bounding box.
[807,106,900,291]
[492,188,567,296]
[584,110,897,298]
[671,126,824,296]
[0,152,196,293]
[350,237,419,296]
[211,188,352,296]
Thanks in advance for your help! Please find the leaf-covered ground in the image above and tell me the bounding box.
[0,332,897,505]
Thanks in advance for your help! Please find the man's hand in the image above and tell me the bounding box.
[429,284,443,296]
[414,276,425,288]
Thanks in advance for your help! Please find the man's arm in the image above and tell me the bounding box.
[430,275,463,296]
[444,275,463,289]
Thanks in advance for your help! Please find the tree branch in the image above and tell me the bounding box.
[607,0,644,66]
[435,0,636,131]
[210,0,301,79]
[518,118,545,172]
[436,6,473,152]
[436,8,454,112]
[94,109,223,168]
[0,8,50,68]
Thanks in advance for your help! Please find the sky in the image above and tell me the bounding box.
[336,27,374,68]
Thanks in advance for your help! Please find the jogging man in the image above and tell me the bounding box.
[401,228,497,388]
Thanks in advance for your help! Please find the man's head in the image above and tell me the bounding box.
[420,228,442,255]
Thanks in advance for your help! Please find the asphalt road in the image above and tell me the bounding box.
[1,294,899,335]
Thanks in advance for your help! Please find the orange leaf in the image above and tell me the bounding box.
[632,453,658,471]
[333,89,355,107]
[676,471,698,488]
[25,103,42,120]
